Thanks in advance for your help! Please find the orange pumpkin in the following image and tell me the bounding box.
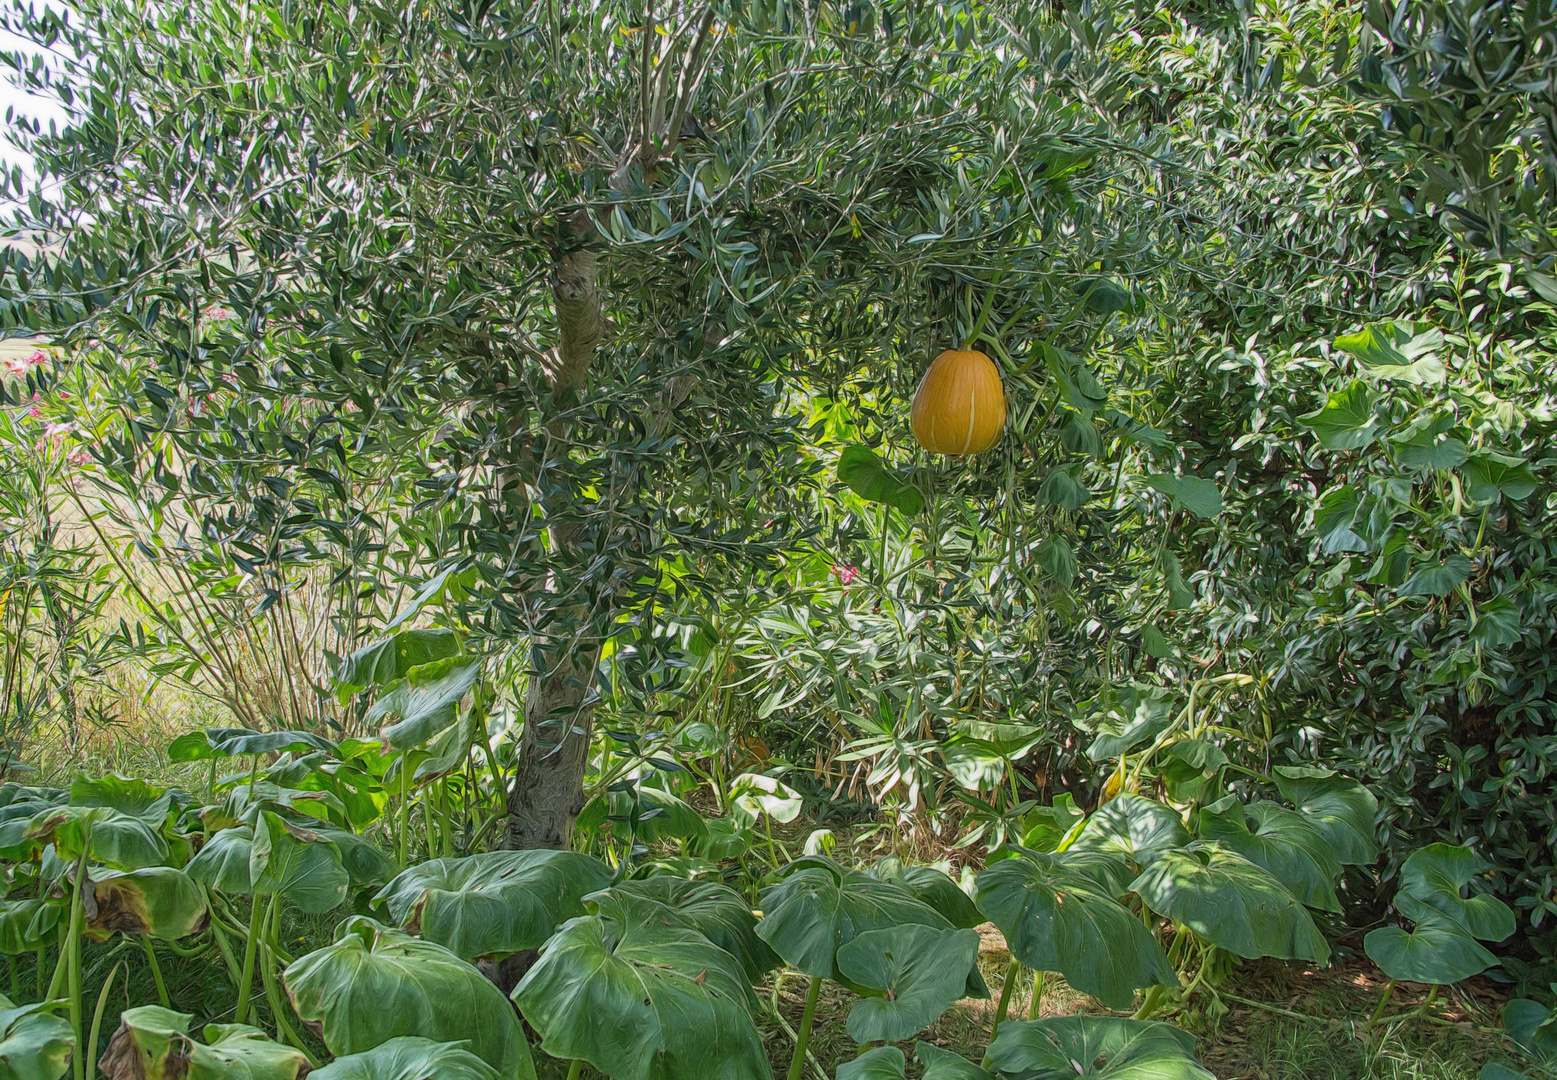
[909,348,1006,455]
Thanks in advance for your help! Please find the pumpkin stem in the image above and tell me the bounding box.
[963,277,1002,351]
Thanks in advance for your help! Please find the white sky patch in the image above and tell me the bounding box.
[0,4,74,197]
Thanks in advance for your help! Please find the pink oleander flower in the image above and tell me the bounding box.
[832,564,860,585]
[43,421,72,439]
[67,448,92,466]
[3,356,27,377]
[25,350,46,366]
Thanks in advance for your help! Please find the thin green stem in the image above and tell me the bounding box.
[785,976,822,1080]
[1367,979,1396,1030]
[68,846,89,1080]
[260,899,319,1067]
[209,918,243,986]
[235,896,264,1025]
[36,945,46,997]
[1028,969,1044,1021]
[140,935,171,1008]
[982,959,1021,1066]
[85,961,123,1080]
[565,1059,583,1080]
[1132,983,1170,1021]
[45,926,68,1001]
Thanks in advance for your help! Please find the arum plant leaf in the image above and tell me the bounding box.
[334,628,462,700]
[865,857,983,929]
[312,828,400,888]
[307,1037,501,1080]
[1502,999,1557,1065]
[1132,845,1330,964]
[756,857,986,997]
[1464,452,1539,503]
[974,853,1176,1010]
[985,1017,1214,1080]
[1145,474,1223,519]
[1399,554,1471,597]
[1299,381,1379,451]
[1068,794,1189,868]
[837,1047,905,1080]
[0,993,74,1080]
[837,446,925,515]
[250,812,348,914]
[913,1043,994,1080]
[511,899,768,1080]
[1363,903,1497,985]
[98,1006,307,1080]
[376,849,613,961]
[205,729,340,758]
[1394,844,1515,943]
[729,773,803,826]
[369,656,483,751]
[590,876,779,982]
[1334,322,1446,384]
[837,925,978,1042]
[285,918,534,1080]
[0,899,61,954]
[1195,799,1341,912]
[1085,685,1176,762]
[87,867,208,941]
[1271,767,1380,866]
[606,786,709,845]
[186,827,256,895]
[24,805,169,871]
[68,776,174,821]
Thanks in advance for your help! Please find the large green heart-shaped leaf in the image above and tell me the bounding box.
[1299,380,1378,451]
[251,812,349,913]
[25,805,169,870]
[98,1007,306,1080]
[914,1043,993,1080]
[837,925,977,1042]
[199,729,339,759]
[1084,686,1176,762]
[757,857,984,996]
[1503,999,1557,1065]
[974,853,1175,1010]
[186,827,255,895]
[0,788,65,861]
[311,827,399,888]
[69,776,173,821]
[605,786,709,844]
[0,993,73,1080]
[335,628,462,699]
[0,899,61,954]
[1069,795,1189,868]
[512,898,768,1080]
[87,867,208,941]
[1394,844,1514,942]
[866,858,982,929]
[837,446,925,515]
[1195,799,1341,912]
[368,656,483,750]
[592,877,779,982]
[986,1017,1213,1079]
[308,1037,500,1080]
[837,1047,906,1080]
[1131,845,1329,964]
[285,919,533,1079]
[1363,908,1496,984]
[376,848,612,960]
[1271,768,1378,866]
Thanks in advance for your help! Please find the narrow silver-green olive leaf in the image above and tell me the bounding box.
[251,812,349,914]
[284,919,534,1080]
[511,905,768,1080]
[307,1037,500,1080]
[1195,799,1341,912]
[1068,795,1189,868]
[1363,907,1497,985]
[376,849,611,960]
[1394,844,1515,942]
[186,827,255,895]
[25,805,168,870]
[86,867,208,941]
[913,1043,993,1080]
[837,925,977,1042]
[1271,767,1379,866]
[986,1017,1214,1080]
[592,877,779,982]
[98,1006,307,1080]
[974,853,1176,1010]
[1130,845,1330,964]
[866,858,982,929]
[0,899,60,954]
[837,1047,905,1080]
[0,993,73,1080]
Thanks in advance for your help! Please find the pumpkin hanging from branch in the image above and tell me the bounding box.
[909,348,1007,455]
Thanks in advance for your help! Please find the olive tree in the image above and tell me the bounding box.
[0,0,1176,847]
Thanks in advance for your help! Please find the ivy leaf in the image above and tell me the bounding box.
[837,447,924,515]
[1299,382,1379,451]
